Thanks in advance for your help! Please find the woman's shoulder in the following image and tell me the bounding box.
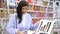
[25,13,31,17]
[25,13,32,19]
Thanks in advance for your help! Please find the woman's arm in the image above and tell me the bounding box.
[6,14,19,34]
[25,14,39,30]
[30,20,40,30]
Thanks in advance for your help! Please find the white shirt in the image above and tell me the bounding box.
[6,13,39,34]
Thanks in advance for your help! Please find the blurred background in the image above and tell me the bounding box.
[0,0,60,34]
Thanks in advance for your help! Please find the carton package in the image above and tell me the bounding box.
[0,0,5,8]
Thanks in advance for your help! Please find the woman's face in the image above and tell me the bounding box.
[22,6,28,14]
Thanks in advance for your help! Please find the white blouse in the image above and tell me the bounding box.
[6,13,39,34]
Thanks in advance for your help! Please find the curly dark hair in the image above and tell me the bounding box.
[16,1,29,23]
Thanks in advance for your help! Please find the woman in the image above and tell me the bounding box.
[6,1,39,34]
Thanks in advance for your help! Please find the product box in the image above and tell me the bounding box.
[47,13,53,18]
[0,10,3,18]
[29,5,34,11]
[10,10,14,14]
[5,10,8,18]
[42,1,48,6]
[27,0,32,4]
[36,12,45,17]
[40,6,45,11]
[0,10,2,18]
[34,6,40,11]
[0,0,5,8]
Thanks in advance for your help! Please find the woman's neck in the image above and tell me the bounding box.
[23,12,27,14]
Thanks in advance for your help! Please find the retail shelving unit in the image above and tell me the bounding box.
[0,0,60,34]
[0,0,16,34]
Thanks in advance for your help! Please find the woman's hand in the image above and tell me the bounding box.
[17,30,24,34]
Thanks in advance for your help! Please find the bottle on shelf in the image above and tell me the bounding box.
[36,12,45,17]
[29,5,34,11]
[0,10,2,18]
[0,10,3,18]
[0,0,5,8]
[40,6,45,11]
[34,6,40,11]
[10,10,14,14]
[42,0,48,6]
[0,25,2,34]
[47,13,53,18]
[5,10,8,18]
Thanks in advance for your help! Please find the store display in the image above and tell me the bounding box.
[34,6,40,11]
[6,19,9,23]
[53,21,59,29]
[56,2,59,6]
[42,1,48,6]
[53,32,58,34]
[0,22,2,34]
[16,0,21,3]
[32,0,37,4]
[37,0,42,6]
[58,0,60,1]
[49,2,53,7]
[0,0,5,8]
[27,0,37,4]
[47,13,53,18]
[0,31,2,34]
[0,0,60,34]
[7,0,16,6]
[5,10,8,18]
[36,12,45,17]
[50,0,53,1]
[27,0,32,4]
[0,9,15,18]
[29,5,34,11]
[40,6,45,11]
[0,10,2,18]
[37,20,53,32]
[0,10,3,18]
[47,22,51,32]
[38,21,43,31]
[47,7,53,12]
[29,5,45,11]
[56,7,60,19]
[28,12,45,19]
[10,10,14,14]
